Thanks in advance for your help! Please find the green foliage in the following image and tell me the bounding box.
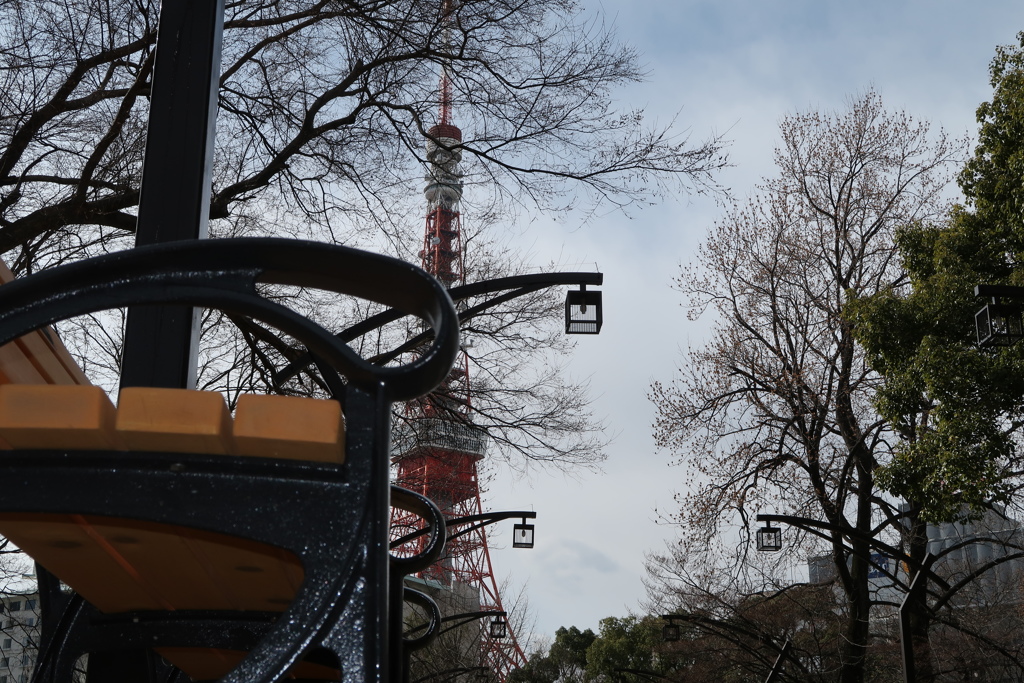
[585,617,665,682]
[549,625,596,682]
[507,626,595,683]
[508,618,667,683]
[849,32,1024,520]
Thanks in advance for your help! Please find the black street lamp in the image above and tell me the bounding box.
[755,521,782,552]
[404,609,508,640]
[489,617,507,639]
[660,615,681,643]
[512,518,535,549]
[565,285,603,334]
[974,285,1024,347]
[275,271,605,388]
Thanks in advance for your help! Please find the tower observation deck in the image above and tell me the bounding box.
[390,8,528,676]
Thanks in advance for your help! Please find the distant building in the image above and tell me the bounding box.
[926,507,1024,607]
[808,508,1024,681]
[807,551,903,606]
[0,593,39,683]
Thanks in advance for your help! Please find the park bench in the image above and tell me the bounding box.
[0,238,459,682]
[0,260,88,388]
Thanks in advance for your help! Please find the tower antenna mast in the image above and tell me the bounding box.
[391,0,528,678]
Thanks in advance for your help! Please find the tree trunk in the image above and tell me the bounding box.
[907,510,935,682]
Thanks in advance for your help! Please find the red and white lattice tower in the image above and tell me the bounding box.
[390,0,527,677]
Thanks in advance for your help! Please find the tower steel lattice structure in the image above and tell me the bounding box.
[390,0,527,677]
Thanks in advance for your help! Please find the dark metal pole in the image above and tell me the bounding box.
[120,0,224,390]
[96,1,223,680]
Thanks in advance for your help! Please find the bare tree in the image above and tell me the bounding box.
[648,91,961,683]
[0,0,726,469]
[0,0,728,272]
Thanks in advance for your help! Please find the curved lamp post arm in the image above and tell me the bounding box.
[755,514,950,592]
[391,511,537,549]
[403,609,507,638]
[276,272,603,384]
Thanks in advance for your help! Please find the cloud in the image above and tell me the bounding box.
[538,538,622,582]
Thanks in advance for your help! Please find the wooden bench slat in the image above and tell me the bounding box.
[83,518,240,611]
[0,385,118,449]
[31,326,91,385]
[0,380,343,679]
[184,534,303,611]
[116,387,233,454]
[14,332,78,385]
[0,259,89,387]
[233,394,345,463]
[0,343,48,385]
[0,514,305,613]
[154,648,339,681]
[0,514,165,612]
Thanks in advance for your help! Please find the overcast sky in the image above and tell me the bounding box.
[480,1,1024,648]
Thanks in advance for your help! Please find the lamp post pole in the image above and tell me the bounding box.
[90,2,222,681]
[120,0,223,392]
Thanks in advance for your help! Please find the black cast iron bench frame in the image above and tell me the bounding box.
[0,237,459,683]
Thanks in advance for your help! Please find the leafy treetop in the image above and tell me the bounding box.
[848,31,1024,521]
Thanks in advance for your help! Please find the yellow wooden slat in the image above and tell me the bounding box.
[0,514,306,616]
[0,514,164,613]
[14,333,77,385]
[183,533,303,611]
[0,343,47,385]
[81,517,240,611]
[0,258,89,386]
[154,648,339,681]
[233,394,345,463]
[0,384,118,449]
[17,327,89,385]
[116,387,233,454]
[0,257,14,284]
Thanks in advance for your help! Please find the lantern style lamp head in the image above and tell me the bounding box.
[512,519,535,549]
[662,622,681,642]
[489,617,507,639]
[976,300,1024,348]
[565,285,602,334]
[756,521,783,552]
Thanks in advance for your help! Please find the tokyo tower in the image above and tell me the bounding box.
[390,0,528,677]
